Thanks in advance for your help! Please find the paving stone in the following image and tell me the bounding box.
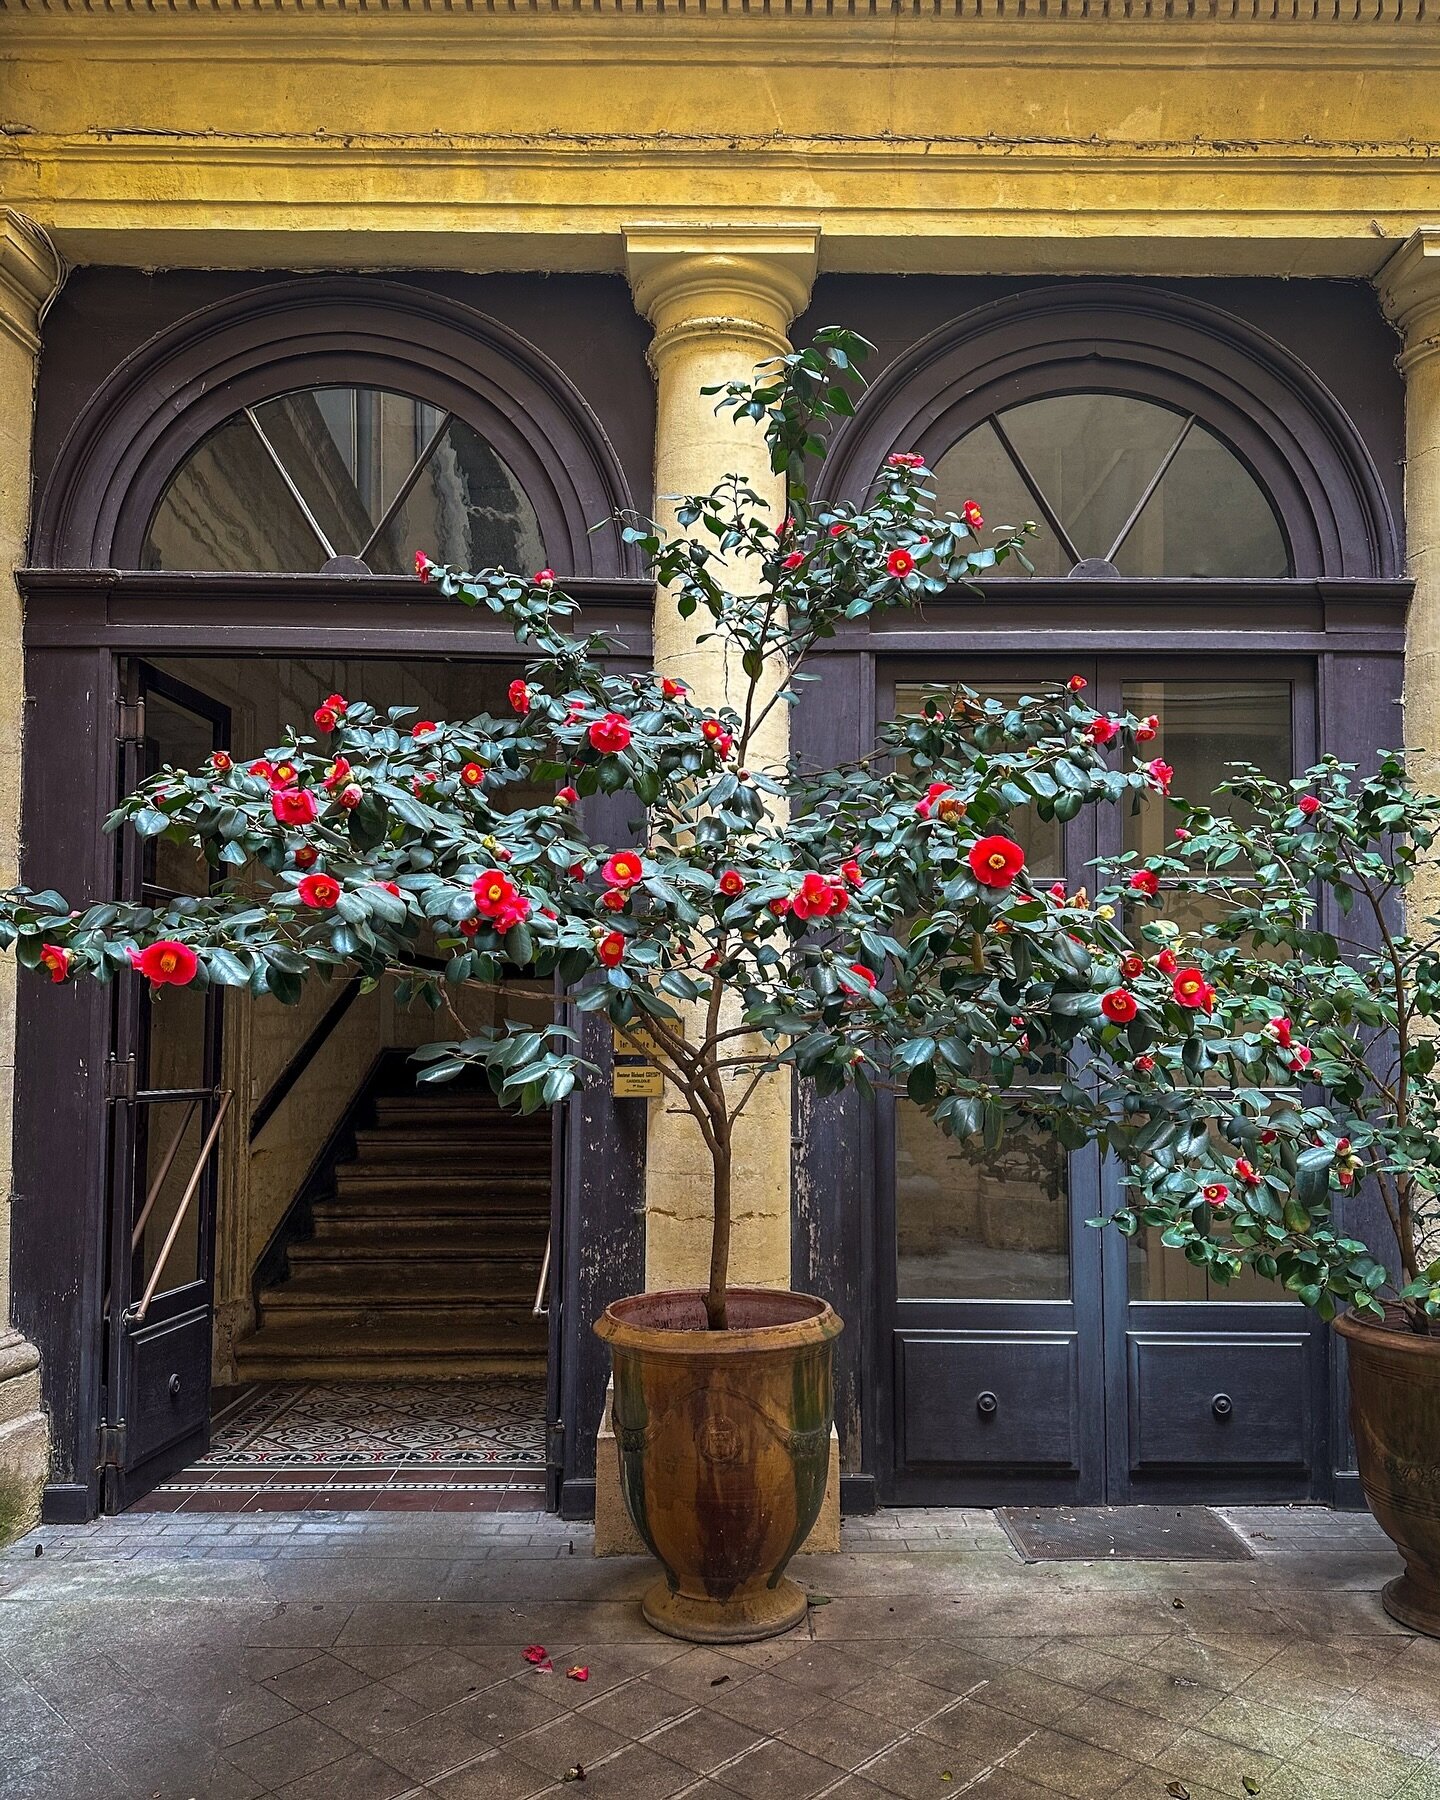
[425,1749,555,1799]
[646,1706,767,1774]
[778,1699,909,1771]
[271,1747,414,1799]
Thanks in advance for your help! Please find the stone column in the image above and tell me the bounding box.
[1380,228,1440,790]
[625,225,818,1296]
[0,212,61,1539]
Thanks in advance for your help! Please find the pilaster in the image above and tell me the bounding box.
[0,210,62,1539]
[625,225,817,1298]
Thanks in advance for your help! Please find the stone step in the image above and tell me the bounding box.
[371,1093,547,1127]
[234,1311,546,1380]
[263,1265,537,1308]
[298,1219,548,1257]
[349,1129,551,1164]
[333,1167,550,1199]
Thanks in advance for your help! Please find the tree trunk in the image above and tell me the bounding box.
[704,1132,732,1331]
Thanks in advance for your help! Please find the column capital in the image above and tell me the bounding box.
[1377,227,1440,375]
[624,224,819,370]
[0,212,62,359]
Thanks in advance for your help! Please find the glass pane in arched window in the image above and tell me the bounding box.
[927,392,1290,578]
[1112,423,1288,579]
[141,384,544,576]
[367,416,545,578]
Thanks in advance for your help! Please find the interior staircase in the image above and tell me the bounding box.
[235,1084,551,1381]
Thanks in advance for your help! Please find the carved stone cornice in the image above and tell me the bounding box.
[0,213,63,359]
[1378,228,1440,376]
[2,0,1437,17]
[625,225,819,371]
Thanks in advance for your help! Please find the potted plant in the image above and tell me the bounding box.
[0,332,1174,1640]
[1057,757,1440,1635]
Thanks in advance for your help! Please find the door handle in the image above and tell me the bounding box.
[976,1391,999,1418]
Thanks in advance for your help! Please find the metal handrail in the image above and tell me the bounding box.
[129,1097,198,1254]
[129,1090,232,1324]
[532,1232,551,1319]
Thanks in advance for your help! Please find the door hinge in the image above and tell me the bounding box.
[116,697,146,743]
[99,1421,126,1467]
[547,1423,565,1467]
[105,1056,137,1102]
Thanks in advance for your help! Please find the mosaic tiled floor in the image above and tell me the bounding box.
[138,1377,549,1514]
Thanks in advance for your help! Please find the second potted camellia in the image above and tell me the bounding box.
[0,333,1176,1641]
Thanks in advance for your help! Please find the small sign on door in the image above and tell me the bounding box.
[612,1022,665,1098]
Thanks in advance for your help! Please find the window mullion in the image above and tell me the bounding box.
[990,413,1084,568]
[242,408,338,563]
[1104,414,1196,566]
[356,411,454,566]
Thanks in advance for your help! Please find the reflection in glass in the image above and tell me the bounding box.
[894,682,1065,880]
[1112,425,1288,579]
[135,1098,206,1292]
[1129,1230,1294,1303]
[897,1103,1069,1299]
[1122,680,1291,864]
[142,386,544,576]
[933,421,1066,577]
[369,417,545,577]
[926,394,1291,579]
[142,416,321,573]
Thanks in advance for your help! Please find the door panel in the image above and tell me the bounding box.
[102,662,230,1512]
[878,656,1328,1504]
[899,1333,1080,1470]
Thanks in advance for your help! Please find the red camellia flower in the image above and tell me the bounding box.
[886,452,924,469]
[338,784,364,810]
[840,858,862,888]
[1120,953,1145,980]
[1135,1054,1156,1074]
[323,757,351,790]
[589,712,632,755]
[372,880,402,898]
[916,780,952,821]
[961,500,984,531]
[1264,1016,1294,1049]
[293,844,319,871]
[1203,1183,1230,1207]
[718,869,745,898]
[768,897,790,917]
[1298,794,1321,816]
[248,760,273,780]
[555,785,578,805]
[1171,967,1214,1010]
[1086,718,1120,747]
[1233,1157,1260,1186]
[458,916,479,937]
[39,943,70,984]
[1101,989,1138,1024]
[602,851,644,888]
[828,521,849,537]
[597,931,625,968]
[523,1646,549,1666]
[848,962,878,987]
[661,676,686,700]
[782,551,806,571]
[1128,870,1160,897]
[508,680,530,715]
[1135,714,1159,743]
[792,871,840,920]
[473,870,520,918]
[133,940,199,986]
[1067,675,1088,692]
[323,693,347,716]
[460,763,485,788]
[272,787,318,827]
[269,762,297,788]
[1145,758,1175,795]
[968,835,1025,888]
[886,548,915,578]
[535,568,556,586]
[210,751,233,774]
[412,720,437,739]
[298,874,341,910]
[414,551,431,582]
[600,888,628,912]
[313,705,339,732]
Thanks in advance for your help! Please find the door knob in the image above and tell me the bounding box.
[1212,1392,1233,1419]
[976,1391,999,1417]
[168,1374,182,1400]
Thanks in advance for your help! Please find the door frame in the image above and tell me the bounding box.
[13,574,653,1521]
[870,651,1331,1506]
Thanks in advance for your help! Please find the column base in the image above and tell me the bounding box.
[0,1329,47,1543]
[592,1380,841,1556]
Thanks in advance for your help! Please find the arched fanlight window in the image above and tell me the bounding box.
[932,394,1289,580]
[141,385,546,577]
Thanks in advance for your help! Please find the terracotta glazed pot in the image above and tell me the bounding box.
[1337,1310,1440,1636]
[595,1287,842,1643]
